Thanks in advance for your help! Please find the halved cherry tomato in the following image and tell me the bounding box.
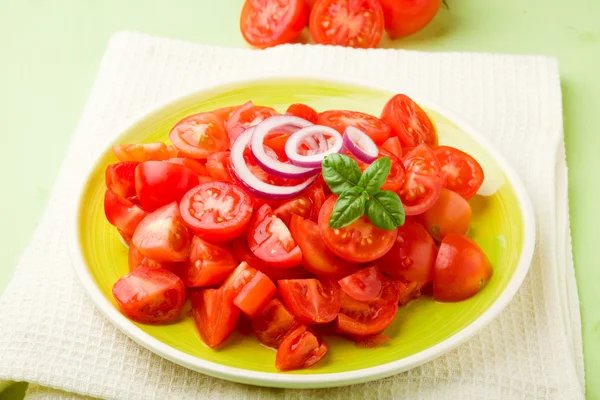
[317,110,391,144]
[104,190,148,238]
[132,202,192,262]
[433,146,484,200]
[375,218,437,286]
[398,144,443,215]
[381,94,437,147]
[434,234,492,302]
[379,0,442,39]
[286,103,318,123]
[205,151,235,182]
[351,148,406,192]
[105,162,138,198]
[167,158,209,177]
[185,236,239,287]
[338,266,387,302]
[273,183,325,224]
[226,101,278,143]
[275,325,328,371]
[336,291,397,336]
[252,298,299,348]
[190,288,240,348]
[309,0,385,49]
[240,0,308,49]
[421,188,472,241]
[247,204,302,268]
[233,271,277,316]
[289,214,357,278]
[232,238,309,281]
[278,279,341,324]
[112,267,186,324]
[318,195,398,263]
[127,243,182,275]
[112,142,179,162]
[169,112,229,159]
[135,161,200,211]
[179,181,254,242]
[381,136,403,159]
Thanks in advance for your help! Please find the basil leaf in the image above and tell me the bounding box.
[329,187,367,229]
[322,154,362,195]
[365,190,405,230]
[357,157,391,195]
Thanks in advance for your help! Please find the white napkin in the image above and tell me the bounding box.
[0,31,584,400]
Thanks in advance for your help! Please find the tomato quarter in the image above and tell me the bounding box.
[185,236,239,287]
[226,101,279,143]
[252,298,299,348]
[135,161,200,211]
[105,162,138,199]
[233,271,277,317]
[336,290,398,336]
[232,238,309,281]
[318,110,391,144]
[275,325,328,371]
[398,143,443,215]
[278,279,341,324]
[170,112,229,159]
[191,288,240,348]
[104,189,147,239]
[338,266,386,302]
[286,103,319,123]
[433,146,484,200]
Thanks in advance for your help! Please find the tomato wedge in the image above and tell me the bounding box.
[233,271,277,316]
[252,298,299,348]
[112,267,186,324]
[112,142,179,162]
[338,266,386,302]
[275,325,328,371]
[398,143,443,215]
[286,103,318,123]
[185,236,239,287]
[104,190,148,239]
[179,181,254,242]
[169,112,229,159]
[351,148,406,192]
[317,110,391,144]
[421,188,472,241]
[278,279,341,324]
[205,151,235,182]
[232,238,309,281]
[105,162,138,199]
[167,158,209,177]
[127,243,182,275]
[336,291,398,336]
[381,136,403,159]
[381,94,437,147]
[191,288,240,348]
[226,101,279,143]
[433,146,484,200]
[135,161,200,211]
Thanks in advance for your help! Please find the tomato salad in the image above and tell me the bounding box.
[105,96,492,371]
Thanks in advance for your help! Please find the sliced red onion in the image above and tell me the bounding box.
[285,125,344,168]
[343,126,379,163]
[251,116,319,179]
[231,127,317,200]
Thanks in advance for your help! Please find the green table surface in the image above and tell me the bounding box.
[0,0,598,398]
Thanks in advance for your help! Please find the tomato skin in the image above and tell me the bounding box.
[434,234,492,302]
[398,144,443,215]
[132,202,192,262]
[381,136,403,159]
[112,142,179,162]
[167,158,209,177]
[185,236,239,288]
[104,190,148,238]
[112,267,186,324]
[421,188,472,241]
[275,325,328,371]
[336,291,398,336]
[433,146,484,200]
[381,94,437,147]
[289,214,358,278]
[127,243,182,276]
[278,279,341,324]
[190,288,240,348]
[233,271,277,316]
[135,161,200,212]
[232,238,309,281]
[252,298,299,348]
[105,162,138,199]
[375,219,437,286]
[379,0,442,39]
[286,103,318,123]
[240,0,308,49]
[179,181,254,242]
[169,112,229,159]
[338,266,387,302]
[317,110,391,144]
[309,0,385,49]
[226,101,279,143]
[222,262,258,295]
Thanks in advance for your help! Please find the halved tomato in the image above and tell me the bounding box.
[112,267,186,324]
[421,188,472,241]
[104,190,147,238]
[135,161,200,211]
[212,105,240,125]
[336,291,398,336]
[273,183,325,225]
[351,148,406,192]
[185,236,239,287]
[169,112,229,159]
[381,94,437,147]
[105,162,138,199]
[222,261,258,295]
[275,325,328,371]
[112,142,179,162]
[167,158,209,177]
[381,136,403,159]
[338,266,386,302]
[398,143,443,215]
[278,279,341,324]
[252,298,299,348]
[190,288,240,348]
[286,103,318,123]
[433,146,484,200]
[317,110,391,144]
[233,271,277,316]
[179,181,254,242]
[226,101,279,143]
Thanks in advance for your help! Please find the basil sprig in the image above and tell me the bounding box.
[322,154,405,230]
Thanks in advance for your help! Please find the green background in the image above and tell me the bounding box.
[0,0,598,398]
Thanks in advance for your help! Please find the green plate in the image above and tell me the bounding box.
[68,76,535,388]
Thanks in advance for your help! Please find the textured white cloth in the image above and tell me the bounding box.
[0,32,584,400]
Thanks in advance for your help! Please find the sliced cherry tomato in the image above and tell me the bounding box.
[167,158,209,177]
[381,136,403,159]
[132,202,192,262]
[338,266,388,302]
[205,151,235,182]
[104,190,147,238]
[379,0,442,39]
[240,0,308,49]
[433,146,484,200]
[233,271,277,316]
[247,204,302,268]
[433,234,492,302]
[169,112,229,159]
[127,243,182,276]
[351,149,406,192]
[112,267,186,324]
[375,218,437,286]
[421,188,472,241]
[252,298,299,348]
[278,279,341,324]
[222,261,258,295]
[381,94,437,147]
[135,161,200,211]
[226,101,278,143]
[232,238,309,281]
[190,288,240,348]
[318,195,398,263]
[317,110,390,144]
[290,214,357,278]
[309,0,385,49]
[105,162,138,199]
[398,144,443,215]
[179,181,254,242]
[112,142,179,162]
[275,325,328,371]
[286,103,318,123]
[273,196,312,226]
[185,236,239,287]
[336,291,398,336]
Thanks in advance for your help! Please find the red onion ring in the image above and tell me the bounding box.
[343,126,379,163]
[285,125,344,168]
